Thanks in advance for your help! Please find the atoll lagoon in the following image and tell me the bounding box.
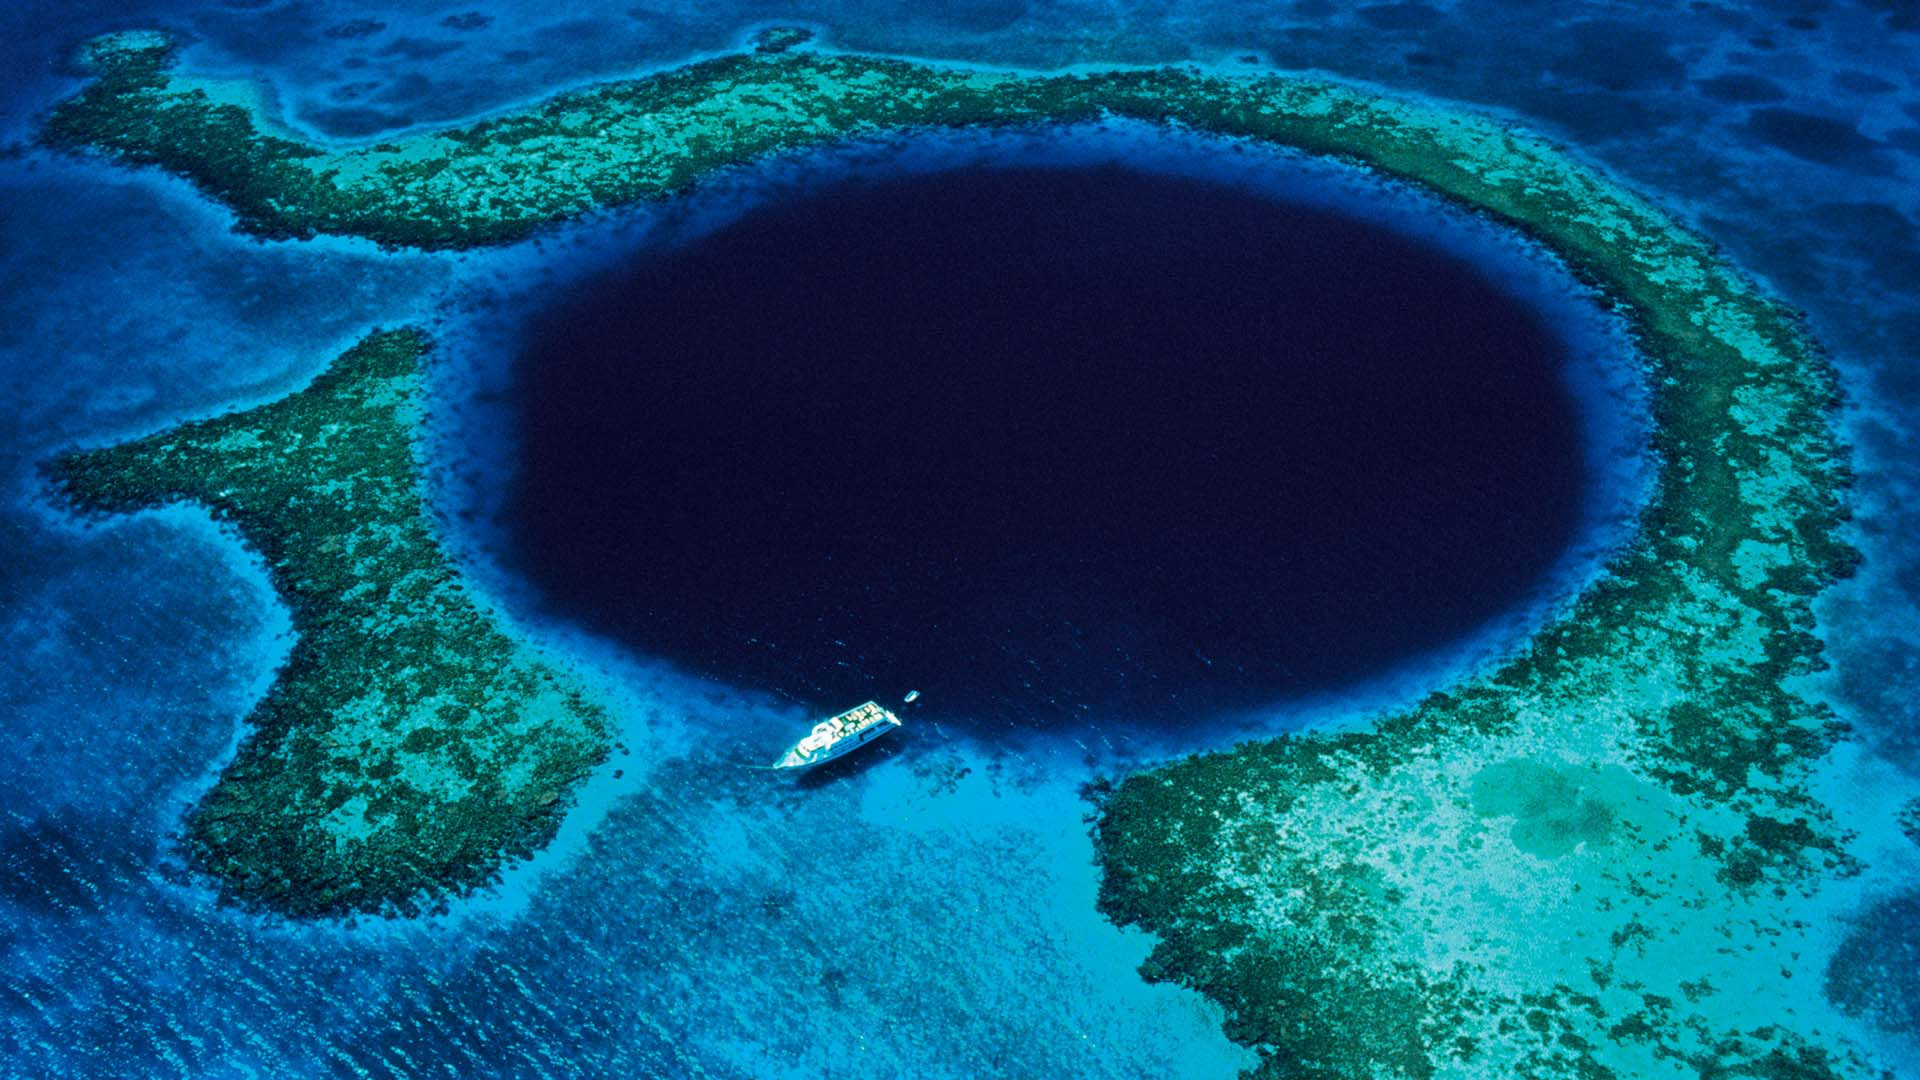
[6,6,1917,1080]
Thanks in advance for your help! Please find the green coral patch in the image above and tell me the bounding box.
[51,331,610,917]
[1824,890,1920,1042]
[39,26,1883,1077]
[1081,98,1873,1078]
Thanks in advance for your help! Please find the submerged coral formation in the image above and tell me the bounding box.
[42,27,1877,1075]
[1086,113,1869,1080]
[52,331,610,917]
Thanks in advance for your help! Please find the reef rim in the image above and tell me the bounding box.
[36,28,1874,1078]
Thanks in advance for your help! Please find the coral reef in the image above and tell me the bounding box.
[1088,115,1868,1079]
[52,331,610,917]
[41,28,1876,1075]
[751,25,816,54]
[1825,890,1920,1050]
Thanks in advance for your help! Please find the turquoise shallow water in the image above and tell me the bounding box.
[2,2,1917,1077]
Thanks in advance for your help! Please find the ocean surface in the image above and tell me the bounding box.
[504,162,1593,729]
[1,1,1916,1077]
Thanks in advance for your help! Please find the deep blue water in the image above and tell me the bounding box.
[507,164,1586,727]
[3,1,1918,1077]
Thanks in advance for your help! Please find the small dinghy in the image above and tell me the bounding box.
[771,700,903,770]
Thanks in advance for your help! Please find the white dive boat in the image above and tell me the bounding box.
[771,700,903,770]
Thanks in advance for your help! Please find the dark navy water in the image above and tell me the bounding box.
[506,165,1585,727]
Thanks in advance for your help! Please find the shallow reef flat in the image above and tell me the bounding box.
[51,331,610,918]
[41,27,1877,1077]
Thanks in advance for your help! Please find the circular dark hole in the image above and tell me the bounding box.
[504,164,1589,730]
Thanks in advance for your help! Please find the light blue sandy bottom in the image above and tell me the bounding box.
[453,722,1259,1078]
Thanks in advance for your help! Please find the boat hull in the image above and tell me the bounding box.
[772,702,903,770]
